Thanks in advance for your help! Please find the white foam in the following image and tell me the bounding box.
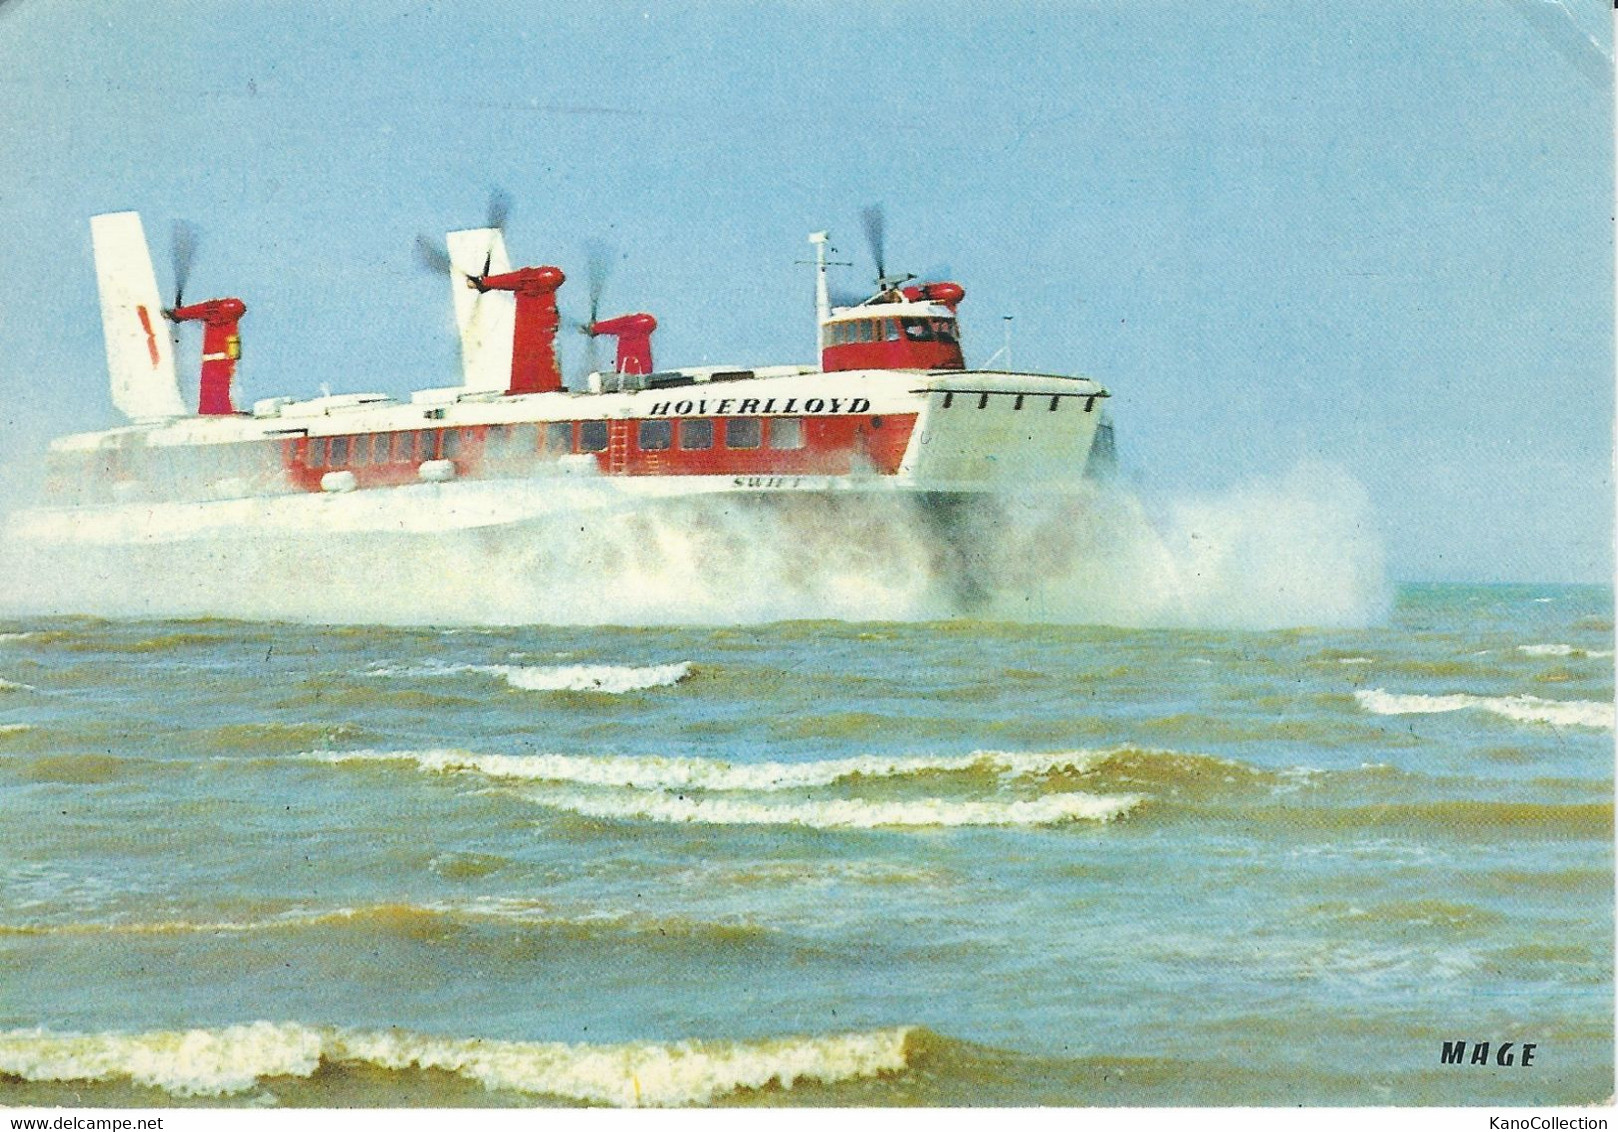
[491,662,691,693]
[369,661,691,693]
[518,786,1139,828]
[0,723,32,735]
[1337,657,1374,665]
[0,1023,913,1105]
[0,632,37,642]
[0,1022,323,1097]
[1518,643,1614,659]
[0,676,36,692]
[1,463,1388,630]
[311,746,1113,792]
[1354,688,1614,730]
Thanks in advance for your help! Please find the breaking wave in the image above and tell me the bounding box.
[1518,643,1614,659]
[1354,689,1614,730]
[0,900,767,945]
[372,661,693,693]
[495,662,691,693]
[0,1021,913,1105]
[512,787,1139,829]
[311,746,1113,792]
[0,676,36,693]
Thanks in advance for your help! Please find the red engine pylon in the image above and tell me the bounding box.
[470,266,566,395]
[586,312,657,376]
[166,297,245,415]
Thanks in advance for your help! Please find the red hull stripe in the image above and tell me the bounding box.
[277,413,918,493]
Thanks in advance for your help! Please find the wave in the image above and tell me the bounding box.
[1518,643,1614,659]
[0,1022,913,1105]
[1354,688,1614,730]
[515,787,1138,828]
[370,661,692,694]
[494,662,691,693]
[0,900,768,945]
[311,746,1115,792]
[0,676,36,693]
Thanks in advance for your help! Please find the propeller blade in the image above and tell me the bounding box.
[583,331,602,377]
[486,187,511,232]
[860,204,886,281]
[414,234,453,275]
[582,239,614,324]
[170,220,199,308]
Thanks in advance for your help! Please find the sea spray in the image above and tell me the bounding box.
[0,462,1387,628]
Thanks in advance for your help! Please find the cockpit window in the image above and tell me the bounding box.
[932,318,958,344]
[901,317,935,342]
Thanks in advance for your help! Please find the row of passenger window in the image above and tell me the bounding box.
[635,416,803,452]
[302,417,809,469]
[305,429,451,469]
[822,317,958,347]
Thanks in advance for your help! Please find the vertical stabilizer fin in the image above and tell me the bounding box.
[446,227,515,392]
[90,212,186,421]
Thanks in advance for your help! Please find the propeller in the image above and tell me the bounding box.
[479,186,510,277]
[565,239,617,377]
[413,186,512,279]
[170,220,199,309]
[485,186,511,234]
[413,233,453,276]
[860,204,886,283]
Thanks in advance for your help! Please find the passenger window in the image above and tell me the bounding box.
[485,425,509,457]
[546,421,574,453]
[442,430,460,459]
[725,418,761,449]
[579,421,608,452]
[885,319,901,341]
[415,431,434,460]
[638,419,673,451]
[512,424,538,453]
[390,432,409,461]
[330,436,349,465]
[767,417,804,450]
[858,320,874,343]
[680,418,713,450]
[306,439,327,468]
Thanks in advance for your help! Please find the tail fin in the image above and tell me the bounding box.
[89,212,186,422]
[446,227,515,392]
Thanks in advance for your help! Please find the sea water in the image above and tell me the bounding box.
[0,583,1610,1106]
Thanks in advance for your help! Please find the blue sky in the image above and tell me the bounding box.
[0,0,1610,582]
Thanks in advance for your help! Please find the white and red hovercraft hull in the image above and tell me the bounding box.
[17,367,1109,544]
[12,213,1112,565]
